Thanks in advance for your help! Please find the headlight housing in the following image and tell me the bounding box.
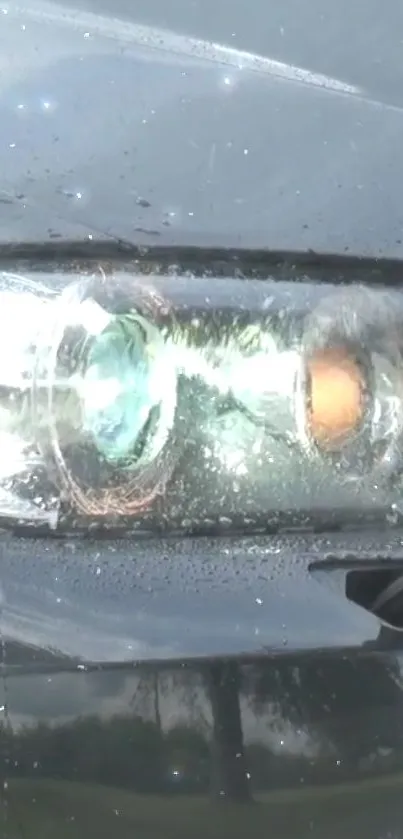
[1,252,403,535]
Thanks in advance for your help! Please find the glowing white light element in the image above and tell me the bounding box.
[67,299,112,336]
[0,431,31,479]
[0,287,51,390]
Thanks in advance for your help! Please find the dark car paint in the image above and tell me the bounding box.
[1,3,403,838]
[3,1,403,256]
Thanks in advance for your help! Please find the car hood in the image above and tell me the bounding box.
[2,0,403,256]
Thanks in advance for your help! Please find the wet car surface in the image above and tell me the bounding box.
[2,1,403,254]
[1,3,403,838]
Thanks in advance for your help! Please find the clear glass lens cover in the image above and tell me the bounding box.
[1,269,403,533]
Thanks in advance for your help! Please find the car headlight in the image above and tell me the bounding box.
[0,258,403,534]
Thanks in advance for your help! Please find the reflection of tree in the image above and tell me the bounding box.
[132,669,162,733]
[131,662,251,802]
[3,649,403,797]
[249,651,403,771]
[206,661,251,802]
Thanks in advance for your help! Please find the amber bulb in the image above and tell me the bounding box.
[306,348,365,450]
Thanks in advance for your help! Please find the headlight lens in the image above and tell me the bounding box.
[32,276,179,518]
[1,265,403,534]
[78,313,172,465]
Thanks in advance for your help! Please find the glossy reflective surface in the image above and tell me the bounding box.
[2,2,403,838]
[1,524,403,839]
[2,643,403,839]
[2,1,403,255]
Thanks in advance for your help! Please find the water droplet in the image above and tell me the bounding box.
[136,197,151,208]
[387,505,399,525]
